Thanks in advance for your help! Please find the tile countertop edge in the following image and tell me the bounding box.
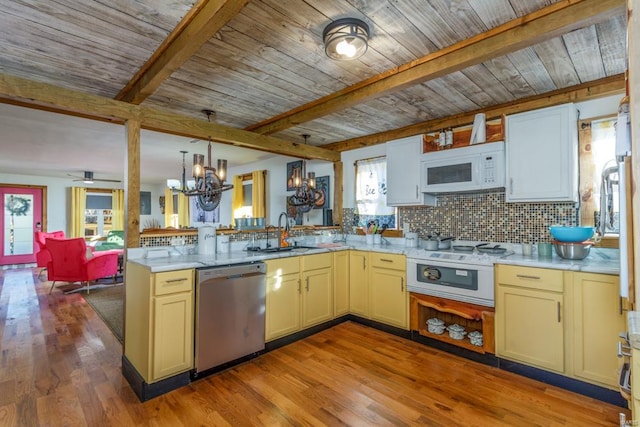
[126,243,408,273]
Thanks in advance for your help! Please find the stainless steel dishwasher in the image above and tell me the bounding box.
[194,262,266,375]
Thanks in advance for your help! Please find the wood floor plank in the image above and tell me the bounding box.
[0,267,630,426]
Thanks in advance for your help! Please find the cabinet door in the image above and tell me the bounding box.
[370,267,408,329]
[349,251,369,317]
[386,136,428,206]
[302,267,333,327]
[265,272,301,341]
[333,251,350,316]
[496,285,564,373]
[571,272,625,388]
[506,104,577,202]
[152,292,193,381]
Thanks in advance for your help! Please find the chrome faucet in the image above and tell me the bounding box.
[277,211,290,249]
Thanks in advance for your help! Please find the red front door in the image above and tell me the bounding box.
[0,187,43,265]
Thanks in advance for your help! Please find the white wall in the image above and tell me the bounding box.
[0,172,164,233]
[220,155,335,227]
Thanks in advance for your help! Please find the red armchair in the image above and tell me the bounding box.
[35,230,65,278]
[46,237,119,294]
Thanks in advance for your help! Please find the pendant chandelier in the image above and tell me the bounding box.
[173,110,233,211]
[287,135,321,211]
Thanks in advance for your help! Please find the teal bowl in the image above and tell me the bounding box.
[549,226,595,242]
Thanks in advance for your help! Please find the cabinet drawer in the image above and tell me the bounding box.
[302,253,332,270]
[496,265,563,292]
[266,256,300,274]
[153,269,194,296]
[370,253,405,271]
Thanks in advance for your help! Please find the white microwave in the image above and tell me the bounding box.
[421,141,505,193]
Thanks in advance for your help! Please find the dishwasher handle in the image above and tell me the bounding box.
[197,262,266,281]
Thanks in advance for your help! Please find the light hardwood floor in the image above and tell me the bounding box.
[0,267,630,426]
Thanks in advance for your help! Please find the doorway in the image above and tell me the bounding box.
[0,186,44,265]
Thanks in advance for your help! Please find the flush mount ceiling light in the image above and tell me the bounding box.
[323,18,369,61]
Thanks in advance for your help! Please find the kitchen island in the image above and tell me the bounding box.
[123,241,622,402]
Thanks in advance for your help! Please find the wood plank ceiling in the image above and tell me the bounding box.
[0,0,628,155]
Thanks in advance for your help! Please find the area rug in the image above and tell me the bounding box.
[81,284,124,343]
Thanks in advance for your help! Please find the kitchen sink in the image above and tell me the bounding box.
[257,245,319,253]
[258,247,294,253]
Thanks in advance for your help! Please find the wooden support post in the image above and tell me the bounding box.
[125,118,141,248]
[333,161,343,226]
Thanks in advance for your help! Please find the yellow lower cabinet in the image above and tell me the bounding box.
[152,291,193,381]
[302,253,333,328]
[495,265,564,373]
[333,251,350,316]
[496,285,564,372]
[370,253,408,329]
[265,253,334,342]
[349,250,369,317]
[124,263,194,383]
[265,257,301,341]
[569,272,625,388]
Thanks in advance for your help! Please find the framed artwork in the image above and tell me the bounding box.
[140,191,151,215]
[286,160,303,191]
[190,197,220,224]
[313,175,329,209]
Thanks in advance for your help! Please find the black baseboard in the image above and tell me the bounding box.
[122,318,626,407]
[265,316,348,352]
[498,358,628,408]
[121,355,190,402]
[191,350,265,381]
[348,315,412,339]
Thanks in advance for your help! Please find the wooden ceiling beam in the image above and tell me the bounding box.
[323,74,626,152]
[0,73,339,162]
[247,0,625,135]
[116,0,249,104]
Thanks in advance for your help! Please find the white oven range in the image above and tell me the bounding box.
[406,244,513,307]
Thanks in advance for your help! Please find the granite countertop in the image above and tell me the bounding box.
[128,240,620,275]
[128,240,408,273]
[496,247,620,275]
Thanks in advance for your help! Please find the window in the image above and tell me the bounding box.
[85,193,112,237]
[578,116,618,242]
[355,156,396,229]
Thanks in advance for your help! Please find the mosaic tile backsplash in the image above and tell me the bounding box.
[399,192,577,243]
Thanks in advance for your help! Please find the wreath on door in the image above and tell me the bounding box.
[6,196,31,216]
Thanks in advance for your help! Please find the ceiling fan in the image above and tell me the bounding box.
[68,171,121,184]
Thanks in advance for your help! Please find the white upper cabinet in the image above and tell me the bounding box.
[505,104,578,203]
[386,135,435,206]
